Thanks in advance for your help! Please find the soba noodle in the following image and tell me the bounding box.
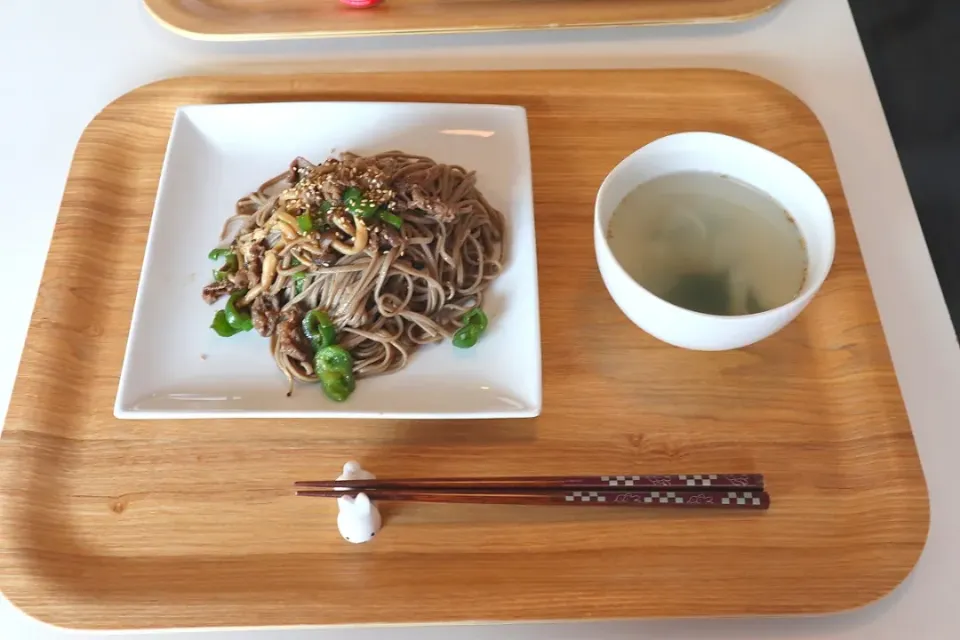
[202,151,505,398]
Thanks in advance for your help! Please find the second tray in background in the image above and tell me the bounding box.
[144,0,782,40]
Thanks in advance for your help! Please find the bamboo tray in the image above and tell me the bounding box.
[143,0,783,40]
[0,69,928,630]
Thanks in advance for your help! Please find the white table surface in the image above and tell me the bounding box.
[2,0,958,638]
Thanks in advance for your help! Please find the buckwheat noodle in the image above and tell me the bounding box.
[202,151,505,395]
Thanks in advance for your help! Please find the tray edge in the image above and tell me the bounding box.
[142,0,784,42]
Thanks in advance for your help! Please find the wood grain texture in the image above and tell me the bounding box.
[143,0,782,39]
[0,69,928,630]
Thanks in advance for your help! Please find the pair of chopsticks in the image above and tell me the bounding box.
[294,474,769,510]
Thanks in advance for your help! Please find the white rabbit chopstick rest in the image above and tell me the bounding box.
[335,461,382,544]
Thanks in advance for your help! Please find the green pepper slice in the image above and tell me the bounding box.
[379,210,404,229]
[210,310,241,337]
[302,310,337,349]
[452,307,488,349]
[318,369,355,402]
[210,248,238,281]
[452,323,482,349]
[461,307,488,331]
[353,201,380,219]
[342,187,362,207]
[297,214,313,233]
[314,344,356,402]
[292,271,306,295]
[224,290,253,332]
[315,345,353,375]
[344,200,378,219]
[341,187,379,219]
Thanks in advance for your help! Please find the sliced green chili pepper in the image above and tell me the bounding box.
[345,200,378,218]
[319,201,333,213]
[314,345,355,402]
[302,310,337,349]
[209,248,238,278]
[315,345,352,374]
[354,201,380,219]
[341,187,379,219]
[379,210,404,229]
[301,313,354,402]
[453,323,482,349]
[297,214,313,233]
[461,307,488,331]
[224,290,253,332]
[453,307,488,349]
[318,369,355,402]
[292,271,306,295]
[317,315,337,349]
[210,310,241,337]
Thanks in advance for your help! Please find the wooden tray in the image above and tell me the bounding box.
[143,0,782,40]
[0,70,928,630]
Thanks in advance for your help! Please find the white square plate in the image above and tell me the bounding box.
[115,102,541,419]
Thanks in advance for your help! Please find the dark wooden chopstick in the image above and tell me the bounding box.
[294,474,764,492]
[296,488,770,509]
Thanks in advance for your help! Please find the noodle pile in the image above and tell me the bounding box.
[202,151,506,395]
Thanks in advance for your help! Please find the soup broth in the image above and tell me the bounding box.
[606,171,808,316]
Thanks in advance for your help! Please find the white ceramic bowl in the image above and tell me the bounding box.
[594,132,836,351]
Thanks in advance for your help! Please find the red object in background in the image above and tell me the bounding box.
[340,0,383,8]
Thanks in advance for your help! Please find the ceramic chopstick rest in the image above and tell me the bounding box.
[335,460,382,543]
